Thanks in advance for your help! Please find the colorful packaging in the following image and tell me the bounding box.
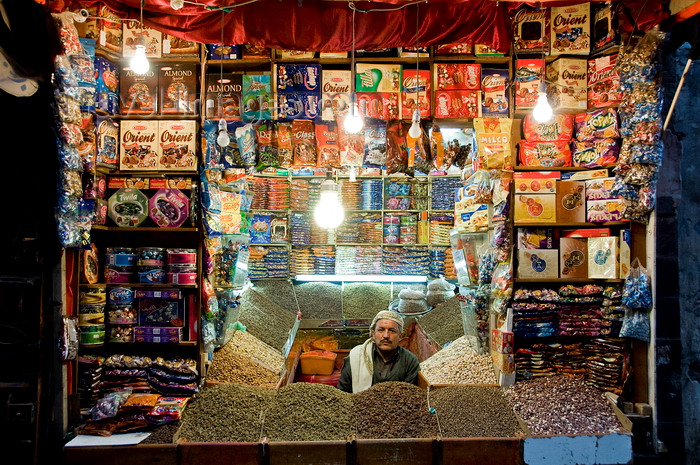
[517,249,559,279]
[119,120,159,170]
[355,64,402,93]
[292,119,317,167]
[550,3,591,56]
[278,92,321,121]
[587,198,624,223]
[556,180,586,223]
[512,5,551,53]
[514,194,557,223]
[514,172,560,193]
[250,214,272,244]
[108,188,148,227]
[276,64,321,92]
[96,116,119,169]
[573,138,619,167]
[122,23,162,58]
[277,122,294,168]
[515,59,544,110]
[158,120,197,170]
[517,227,558,249]
[159,63,197,114]
[149,188,189,228]
[88,5,122,56]
[363,123,387,167]
[545,58,587,112]
[136,289,184,327]
[434,90,480,118]
[519,139,572,167]
[587,54,622,108]
[559,237,588,278]
[434,43,473,55]
[575,108,620,140]
[584,177,617,200]
[207,44,241,60]
[356,92,400,120]
[95,57,119,114]
[162,34,199,57]
[315,122,340,168]
[204,73,242,120]
[523,113,574,142]
[473,118,513,169]
[255,122,279,168]
[592,3,621,53]
[474,44,505,56]
[242,75,272,121]
[321,70,351,121]
[401,69,431,118]
[120,66,157,115]
[587,236,618,279]
[434,63,480,91]
[481,68,509,117]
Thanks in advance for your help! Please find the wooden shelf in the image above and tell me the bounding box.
[80,340,198,348]
[95,168,198,177]
[80,283,198,289]
[514,221,630,227]
[91,225,199,232]
[111,113,200,120]
[515,278,624,283]
[514,165,617,171]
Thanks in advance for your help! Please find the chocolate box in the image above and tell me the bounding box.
[96,116,119,169]
[587,236,618,279]
[122,23,162,58]
[550,3,591,56]
[133,327,182,336]
[119,120,159,170]
[545,58,588,112]
[241,45,271,59]
[434,90,480,118]
[512,5,550,53]
[88,5,122,57]
[588,54,622,108]
[619,229,631,278]
[398,47,430,57]
[355,64,402,93]
[433,43,473,55]
[207,44,241,60]
[158,120,197,170]
[585,177,616,200]
[275,49,315,59]
[276,64,321,92]
[556,180,586,222]
[515,193,557,224]
[321,70,351,121]
[356,92,400,120]
[592,3,621,54]
[561,227,610,238]
[278,93,321,121]
[517,248,559,279]
[162,34,199,57]
[515,59,544,110]
[120,66,157,115]
[491,329,514,354]
[587,198,623,223]
[401,69,431,118]
[560,168,609,181]
[481,68,509,117]
[242,74,273,121]
[434,64,481,91]
[159,63,197,114]
[474,44,506,56]
[514,172,560,194]
[517,227,558,249]
[560,237,588,278]
[108,188,148,227]
[95,57,120,114]
[136,289,184,327]
[149,188,189,228]
[204,73,242,120]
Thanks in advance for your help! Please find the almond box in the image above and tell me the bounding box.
[120,66,157,115]
[159,63,197,114]
[204,73,242,120]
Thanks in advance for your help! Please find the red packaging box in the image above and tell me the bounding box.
[434,90,480,118]
[561,228,611,237]
[401,69,431,118]
[491,329,514,354]
[356,92,399,120]
[512,5,551,53]
[434,63,481,90]
[588,54,622,108]
[515,59,545,110]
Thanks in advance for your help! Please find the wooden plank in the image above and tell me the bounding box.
[180,442,262,465]
[63,445,178,465]
[354,438,435,465]
[441,438,522,465]
[268,440,348,465]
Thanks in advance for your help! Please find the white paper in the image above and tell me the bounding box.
[64,432,151,447]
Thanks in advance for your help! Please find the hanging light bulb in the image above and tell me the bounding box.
[344,95,364,134]
[408,108,422,138]
[130,45,150,75]
[170,0,185,10]
[314,173,345,229]
[532,84,553,123]
[216,118,230,147]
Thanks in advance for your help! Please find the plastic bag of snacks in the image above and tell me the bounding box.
[398,288,428,314]
[426,277,456,307]
[619,307,650,341]
[473,118,513,170]
[622,258,652,310]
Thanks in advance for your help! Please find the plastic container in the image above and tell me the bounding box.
[79,287,106,305]
[104,266,135,284]
[299,350,338,376]
[167,248,197,265]
[107,305,137,325]
[138,247,166,266]
[79,324,105,346]
[105,247,137,266]
[107,287,134,305]
[138,266,166,284]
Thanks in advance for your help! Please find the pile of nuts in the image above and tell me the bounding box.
[226,330,286,373]
[342,282,392,319]
[238,288,298,351]
[417,297,464,346]
[206,337,282,388]
[420,336,496,385]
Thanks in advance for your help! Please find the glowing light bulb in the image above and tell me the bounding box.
[129,45,150,75]
[170,0,185,10]
[344,103,364,134]
[314,178,344,228]
[408,108,422,138]
[216,118,230,147]
[532,91,553,123]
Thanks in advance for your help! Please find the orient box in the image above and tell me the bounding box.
[119,120,159,170]
[321,70,351,121]
[158,120,197,170]
[545,58,587,112]
[515,59,544,110]
[204,73,242,120]
[511,5,550,53]
[588,54,622,108]
[550,3,591,56]
[434,90,480,118]
[136,289,185,327]
[149,188,189,228]
[559,237,588,278]
[517,248,559,279]
[401,69,431,118]
[242,74,273,121]
[588,236,618,279]
[276,64,321,92]
[434,63,481,91]
[159,63,197,114]
[122,23,162,58]
[95,57,120,114]
[162,34,199,57]
[87,5,122,57]
[207,44,241,60]
[556,180,586,222]
[355,64,402,93]
[120,66,157,115]
[481,68,509,117]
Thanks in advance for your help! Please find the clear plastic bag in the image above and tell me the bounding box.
[619,307,650,341]
[622,258,653,310]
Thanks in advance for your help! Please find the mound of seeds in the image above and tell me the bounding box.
[141,421,180,444]
[206,339,281,388]
[503,376,624,436]
[353,382,439,439]
[238,288,298,351]
[226,330,286,373]
[416,296,463,346]
[429,385,524,438]
[262,382,355,441]
[251,280,298,314]
[294,282,343,320]
[175,384,274,443]
[420,336,496,385]
[342,282,392,319]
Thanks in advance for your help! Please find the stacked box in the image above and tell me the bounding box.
[550,3,591,56]
[481,68,509,117]
[95,57,120,114]
[588,54,622,108]
[588,236,618,279]
[207,44,241,60]
[122,23,162,58]
[119,120,159,170]
[321,70,351,121]
[136,289,185,327]
[514,172,559,224]
[592,3,621,54]
[204,73,242,120]
[159,63,197,114]
[556,180,586,222]
[517,249,559,279]
[559,237,588,278]
[517,227,558,249]
[162,34,199,57]
[401,69,431,118]
[511,5,550,53]
[242,75,273,121]
[545,58,587,112]
[120,66,157,115]
[515,59,544,110]
[585,177,622,222]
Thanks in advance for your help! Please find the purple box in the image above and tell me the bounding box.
[149,188,189,228]
[95,57,120,114]
[133,333,181,343]
[276,64,321,92]
[136,289,184,327]
[517,227,559,249]
[133,326,182,336]
[207,44,241,60]
[278,92,321,121]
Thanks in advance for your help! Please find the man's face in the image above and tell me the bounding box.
[371,318,401,354]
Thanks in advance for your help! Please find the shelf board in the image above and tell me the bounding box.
[80,283,198,289]
[514,221,630,227]
[91,225,199,232]
[81,340,198,348]
[249,243,289,246]
[112,113,201,120]
[433,55,510,64]
[95,168,198,177]
[515,278,624,283]
[514,165,617,171]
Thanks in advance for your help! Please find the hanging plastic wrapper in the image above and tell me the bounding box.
[619,307,650,341]
[449,228,482,286]
[490,262,513,317]
[213,289,243,347]
[459,285,490,353]
[622,258,653,310]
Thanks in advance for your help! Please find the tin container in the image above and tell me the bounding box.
[166,248,197,265]
[104,266,135,284]
[138,247,166,266]
[105,247,137,266]
[138,266,166,284]
[79,324,105,346]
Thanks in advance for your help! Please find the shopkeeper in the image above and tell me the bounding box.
[337,310,419,393]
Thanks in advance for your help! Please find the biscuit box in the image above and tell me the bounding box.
[545,58,588,112]
[517,248,559,279]
[550,3,591,56]
[517,227,559,249]
[514,172,560,193]
[515,193,557,223]
[587,198,623,223]
[275,49,315,59]
[119,120,159,170]
[556,180,586,222]
[158,119,197,171]
[559,237,588,278]
[356,92,400,120]
[321,70,351,121]
[434,63,481,91]
[560,168,609,181]
[515,59,544,110]
[585,177,616,200]
[149,188,189,228]
[276,64,321,93]
[355,64,402,93]
[587,54,622,108]
[87,5,122,57]
[434,90,480,118]
[159,63,197,114]
[120,66,157,115]
[474,44,506,56]
[96,116,119,169]
[561,227,610,237]
[511,5,550,53]
[207,44,241,60]
[136,289,184,327]
[278,92,321,121]
[108,188,148,227]
[401,69,431,118]
[398,46,430,57]
[242,74,273,121]
[122,22,162,58]
[481,68,509,117]
[95,57,120,114]
[162,34,199,57]
[588,236,618,279]
[204,73,242,120]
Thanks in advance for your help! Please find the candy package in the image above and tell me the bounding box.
[519,139,572,167]
[522,114,574,141]
[292,119,317,167]
[385,119,410,175]
[622,258,652,310]
[575,108,620,140]
[315,122,341,168]
[473,118,513,169]
[255,121,279,169]
[573,138,619,167]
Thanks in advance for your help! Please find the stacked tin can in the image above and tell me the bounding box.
[78,287,106,346]
[138,247,167,284]
[167,248,197,284]
[107,287,136,343]
[104,247,137,284]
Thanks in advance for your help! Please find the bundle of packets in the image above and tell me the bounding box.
[335,246,383,275]
[290,212,312,245]
[431,177,462,210]
[382,246,429,275]
[429,247,456,280]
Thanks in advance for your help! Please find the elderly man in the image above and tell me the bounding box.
[337,310,419,393]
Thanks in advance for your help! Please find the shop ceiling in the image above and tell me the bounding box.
[69,0,667,52]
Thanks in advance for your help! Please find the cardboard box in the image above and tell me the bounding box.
[434,43,473,55]
[204,73,242,120]
[592,3,621,53]
[401,69,431,118]
[159,63,197,114]
[556,180,586,222]
[120,66,157,115]
[241,45,271,59]
[561,168,609,181]
[321,70,351,121]
[355,63,402,93]
[119,120,159,170]
[474,44,506,56]
[619,228,631,278]
[149,188,190,228]
[133,327,182,336]
[108,177,149,189]
[434,90,480,118]
[587,198,623,223]
[88,5,122,56]
[545,58,587,112]
[122,23,162,58]
[492,352,516,375]
[207,44,241,60]
[559,237,588,278]
[512,5,550,53]
[561,227,610,237]
[514,172,560,194]
[588,236,618,279]
[481,68,510,117]
[356,92,400,120]
[517,227,558,249]
[95,57,120,114]
[276,64,321,93]
[515,193,557,223]
[275,49,315,59]
[585,177,616,200]
[299,350,337,375]
[588,54,622,108]
[107,188,148,227]
[550,3,591,56]
[133,334,181,343]
[96,116,119,169]
[434,63,481,91]
[137,289,184,327]
[158,120,197,170]
[518,249,559,278]
[242,75,273,121]
[491,329,514,354]
[398,46,430,57]
[162,34,199,57]
[278,92,321,121]
[319,52,347,59]
[515,59,544,110]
